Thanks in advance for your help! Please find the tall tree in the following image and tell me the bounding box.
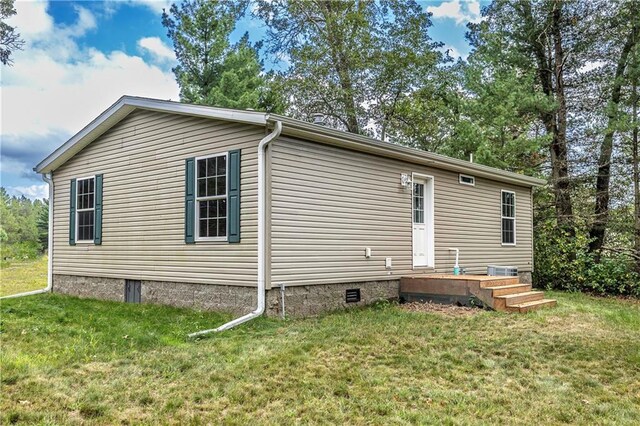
[589,2,640,255]
[162,0,269,110]
[0,0,24,66]
[633,66,639,271]
[466,0,606,232]
[520,0,575,231]
[254,0,442,136]
[37,199,49,251]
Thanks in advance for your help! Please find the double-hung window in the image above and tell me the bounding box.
[195,153,227,240]
[501,190,516,245]
[76,177,95,242]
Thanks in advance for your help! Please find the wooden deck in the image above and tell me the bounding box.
[400,274,556,313]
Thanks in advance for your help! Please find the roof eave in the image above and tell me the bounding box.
[34,96,268,174]
[270,116,546,188]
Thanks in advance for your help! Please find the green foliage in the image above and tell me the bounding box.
[534,222,640,297]
[0,241,42,264]
[0,0,25,66]
[0,188,47,262]
[254,0,443,135]
[162,0,280,111]
[36,199,48,250]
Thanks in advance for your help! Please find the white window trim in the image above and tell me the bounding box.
[501,189,516,246]
[459,174,475,186]
[194,152,229,242]
[412,173,435,269]
[75,175,96,244]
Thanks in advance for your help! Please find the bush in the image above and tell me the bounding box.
[534,223,640,297]
[0,241,42,263]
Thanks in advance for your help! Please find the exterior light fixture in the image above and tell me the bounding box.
[400,173,412,187]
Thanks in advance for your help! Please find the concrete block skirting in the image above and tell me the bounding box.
[52,275,400,317]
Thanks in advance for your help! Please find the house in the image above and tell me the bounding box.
[34,96,548,325]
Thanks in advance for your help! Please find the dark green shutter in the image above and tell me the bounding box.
[185,158,195,244]
[228,149,241,243]
[94,174,103,245]
[69,178,76,245]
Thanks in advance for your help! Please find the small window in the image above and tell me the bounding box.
[76,177,95,242]
[413,182,425,223]
[459,174,475,186]
[196,153,227,240]
[501,190,516,245]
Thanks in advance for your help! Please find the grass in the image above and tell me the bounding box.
[1,261,639,424]
[0,256,48,297]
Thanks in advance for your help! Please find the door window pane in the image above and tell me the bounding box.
[413,183,425,224]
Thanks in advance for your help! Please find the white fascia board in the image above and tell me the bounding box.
[270,115,546,188]
[124,96,267,126]
[34,96,267,174]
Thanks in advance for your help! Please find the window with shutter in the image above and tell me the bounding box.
[70,175,103,245]
[186,150,240,243]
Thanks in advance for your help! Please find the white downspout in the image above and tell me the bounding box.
[188,120,282,337]
[1,173,54,300]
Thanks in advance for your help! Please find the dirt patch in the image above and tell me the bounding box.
[400,301,481,316]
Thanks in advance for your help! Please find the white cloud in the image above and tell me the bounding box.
[118,0,172,14]
[1,2,179,142]
[138,36,175,62]
[5,0,53,38]
[6,184,49,200]
[427,1,482,25]
[444,45,464,60]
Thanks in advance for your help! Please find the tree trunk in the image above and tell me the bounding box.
[549,0,574,232]
[589,22,639,256]
[322,1,360,134]
[633,50,640,272]
[521,1,574,233]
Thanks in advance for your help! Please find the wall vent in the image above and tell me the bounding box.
[345,288,361,303]
[125,280,141,303]
[459,174,475,186]
[487,265,518,277]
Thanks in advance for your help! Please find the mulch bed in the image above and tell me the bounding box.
[400,301,482,316]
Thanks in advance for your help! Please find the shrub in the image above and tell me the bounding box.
[0,241,42,263]
[534,223,640,297]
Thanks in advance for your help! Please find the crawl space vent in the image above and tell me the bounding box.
[345,288,361,303]
[125,280,141,303]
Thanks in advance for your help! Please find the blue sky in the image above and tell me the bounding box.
[1,0,485,199]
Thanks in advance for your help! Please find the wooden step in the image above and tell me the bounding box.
[498,291,544,306]
[484,283,532,297]
[478,277,520,288]
[506,299,557,313]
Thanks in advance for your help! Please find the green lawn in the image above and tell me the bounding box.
[0,256,48,297]
[1,261,639,424]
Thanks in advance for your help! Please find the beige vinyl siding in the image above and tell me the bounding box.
[52,109,263,286]
[270,137,533,286]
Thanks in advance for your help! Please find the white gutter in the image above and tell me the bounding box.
[188,120,283,337]
[1,173,54,300]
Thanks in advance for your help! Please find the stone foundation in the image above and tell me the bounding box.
[52,275,399,317]
[266,280,400,317]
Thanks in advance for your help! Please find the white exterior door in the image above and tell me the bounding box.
[412,178,428,267]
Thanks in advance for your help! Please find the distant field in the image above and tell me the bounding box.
[0,256,47,297]
[1,284,639,424]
